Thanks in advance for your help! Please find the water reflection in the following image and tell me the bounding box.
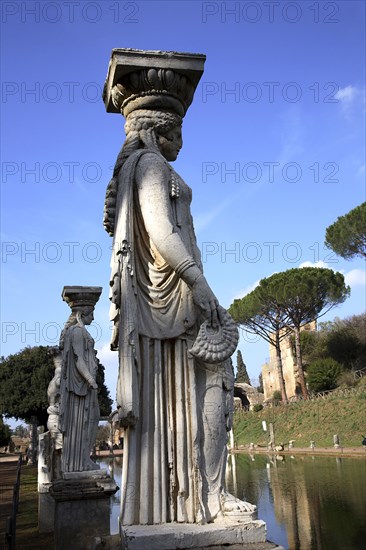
[227,453,366,550]
[99,454,366,549]
[98,456,122,535]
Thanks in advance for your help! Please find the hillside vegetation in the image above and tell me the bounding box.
[233,382,366,448]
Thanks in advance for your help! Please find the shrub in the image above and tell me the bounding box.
[307,358,343,393]
[272,390,282,404]
[337,370,357,388]
[0,416,11,447]
[253,404,263,412]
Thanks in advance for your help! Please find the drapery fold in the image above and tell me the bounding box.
[120,337,203,525]
[109,148,233,525]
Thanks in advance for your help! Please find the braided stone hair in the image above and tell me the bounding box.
[59,307,92,351]
[103,110,182,236]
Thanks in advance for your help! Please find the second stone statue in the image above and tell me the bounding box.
[59,286,102,473]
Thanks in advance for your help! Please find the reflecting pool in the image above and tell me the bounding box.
[99,453,366,550]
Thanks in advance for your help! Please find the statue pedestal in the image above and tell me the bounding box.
[38,432,55,533]
[121,519,267,549]
[38,488,55,533]
[50,471,118,550]
[91,520,285,550]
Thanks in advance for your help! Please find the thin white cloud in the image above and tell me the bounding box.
[344,268,366,287]
[335,85,365,119]
[299,262,366,289]
[194,197,232,233]
[231,270,279,301]
[96,342,116,362]
[356,164,365,177]
[232,280,260,301]
[335,85,358,103]
[273,107,304,179]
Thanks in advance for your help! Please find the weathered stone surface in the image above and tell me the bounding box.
[46,348,63,479]
[51,476,118,550]
[37,431,56,533]
[38,432,53,489]
[103,48,206,115]
[62,469,108,481]
[54,497,110,550]
[93,520,270,550]
[91,535,285,550]
[51,474,117,502]
[92,536,285,550]
[234,383,264,410]
[38,491,55,533]
[261,321,316,400]
[121,521,267,549]
[59,286,102,473]
[103,48,257,532]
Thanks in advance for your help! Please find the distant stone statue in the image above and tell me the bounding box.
[46,347,63,479]
[59,286,102,473]
[38,347,64,533]
[103,49,255,526]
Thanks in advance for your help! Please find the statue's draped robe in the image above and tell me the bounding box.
[59,325,100,472]
[110,149,234,525]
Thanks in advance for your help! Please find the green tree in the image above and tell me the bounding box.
[230,286,292,403]
[0,416,11,447]
[307,358,343,393]
[260,268,350,398]
[326,325,360,369]
[327,314,366,370]
[300,314,366,371]
[291,330,319,368]
[235,350,251,384]
[0,346,54,429]
[0,346,112,428]
[272,390,282,405]
[95,424,111,448]
[345,313,366,348]
[95,357,113,417]
[325,202,366,259]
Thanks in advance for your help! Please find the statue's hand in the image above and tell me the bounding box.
[89,379,98,390]
[191,274,220,328]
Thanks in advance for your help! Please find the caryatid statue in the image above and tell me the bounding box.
[46,346,63,479]
[59,286,102,473]
[103,49,256,526]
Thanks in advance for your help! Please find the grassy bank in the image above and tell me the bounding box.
[233,386,366,448]
[16,465,53,549]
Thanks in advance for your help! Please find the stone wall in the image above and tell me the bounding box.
[234,383,264,410]
[262,321,316,400]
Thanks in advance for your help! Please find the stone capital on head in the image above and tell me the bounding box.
[102,48,206,119]
[62,286,102,311]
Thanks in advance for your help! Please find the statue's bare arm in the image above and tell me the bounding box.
[135,154,219,326]
[71,327,98,389]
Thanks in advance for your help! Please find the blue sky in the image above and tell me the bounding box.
[1,0,365,415]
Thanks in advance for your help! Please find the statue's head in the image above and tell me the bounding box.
[156,125,183,162]
[104,109,183,235]
[76,306,94,326]
[61,286,101,330]
[64,305,95,328]
[124,109,183,161]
